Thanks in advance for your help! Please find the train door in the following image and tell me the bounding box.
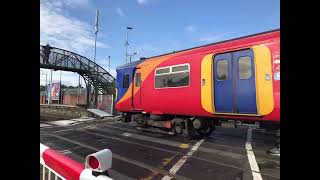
[214,49,257,114]
[132,68,143,110]
[233,49,257,114]
[213,53,233,113]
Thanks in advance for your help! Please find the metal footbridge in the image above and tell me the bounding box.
[40,44,115,106]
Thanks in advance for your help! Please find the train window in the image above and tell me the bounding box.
[155,64,190,88]
[135,73,141,87]
[238,56,252,79]
[172,65,188,72]
[156,68,170,74]
[217,60,228,80]
[123,74,129,88]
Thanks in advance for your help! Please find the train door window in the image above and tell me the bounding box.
[238,56,252,79]
[217,60,228,80]
[135,73,141,87]
[123,74,129,88]
[155,64,190,88]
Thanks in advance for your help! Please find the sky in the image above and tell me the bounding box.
[40,0,280,86]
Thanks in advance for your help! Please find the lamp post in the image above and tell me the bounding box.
[107,56,111,72]
[129,52,137,63]
[125,27,133,64]
[93,9,100,107]
[94,9,99,63]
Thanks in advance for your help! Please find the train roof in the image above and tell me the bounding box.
[116,59,146,70]
[117,28,279,70]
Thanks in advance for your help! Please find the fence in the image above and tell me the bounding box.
[40,143,113,180]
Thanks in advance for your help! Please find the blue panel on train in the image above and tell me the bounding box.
[233,49,257,114]
[116,60,145,102]
[214,53,233,113]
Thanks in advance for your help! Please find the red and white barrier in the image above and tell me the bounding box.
[40,143,113,180]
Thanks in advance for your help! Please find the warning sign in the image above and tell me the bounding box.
[274,64,280,71]
[273,58,280,72]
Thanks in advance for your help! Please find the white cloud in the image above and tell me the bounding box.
[41,65,116,87]
[95,59,117,77]
[62,0,90,7]
[40,0,111,86]
[198,34,225,43]
[40,68,116,87]
[41,0,91,11]
[40,69,83,86]
[137,0,152,5]
[40,0,109,55]
[185,25,197,33]
[116,8,127,17]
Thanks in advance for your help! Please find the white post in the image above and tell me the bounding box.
[77,74,80,105]
[58,71,62,104]
[45,74,48,104]
[49,69,53,105]
[110,94,113,115]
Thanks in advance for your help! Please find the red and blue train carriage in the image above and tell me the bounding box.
[115,29,280,138]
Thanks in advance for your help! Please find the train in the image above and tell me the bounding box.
[115,29,280,138]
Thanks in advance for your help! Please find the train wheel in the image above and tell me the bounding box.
[171,118,184,135]
[182,128,189,138]
[197,124,215,137]
[182,119,196,139]
[121,114,131,123]
[192,118,215,138]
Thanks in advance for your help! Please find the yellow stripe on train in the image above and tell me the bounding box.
[253,45,274,115]
[201,53,215,113]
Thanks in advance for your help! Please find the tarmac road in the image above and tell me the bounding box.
[40,117,280,180]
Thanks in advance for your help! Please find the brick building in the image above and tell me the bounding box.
[40,88,113,114]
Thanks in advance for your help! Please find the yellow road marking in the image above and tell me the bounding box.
[140,156,176,180]
[179,143,189,149]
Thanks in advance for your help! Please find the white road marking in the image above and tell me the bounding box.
[246,127,263,180]
[49,120,77,126]
[122,132,131,137]
[71,117,96,122]
[40,123,53,128]
[162,139,205,180]
[162,176,172,180]
[51,129,74,133]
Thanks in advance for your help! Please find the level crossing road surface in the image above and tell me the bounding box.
[40,117,280,180]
